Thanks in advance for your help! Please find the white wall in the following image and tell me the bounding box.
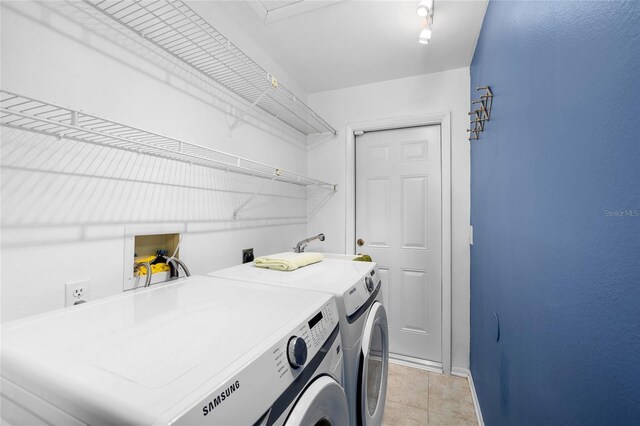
[305,69,471,370]
[1,2,471,371]
[0,1,313,321]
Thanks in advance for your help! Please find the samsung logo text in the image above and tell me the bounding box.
[202,381,240,416]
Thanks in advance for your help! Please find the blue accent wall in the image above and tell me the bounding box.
[470,2,640,425]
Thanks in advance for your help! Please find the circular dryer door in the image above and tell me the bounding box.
[359,301,389,425]
[286,376,349,426]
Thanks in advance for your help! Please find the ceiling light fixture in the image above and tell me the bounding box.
[419,26,432,45]
[416,0,433,17]
[417,0,434,45]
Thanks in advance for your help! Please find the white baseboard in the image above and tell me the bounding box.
[450,366,470,377]
[389,354,443,373]
[450,367,484,426]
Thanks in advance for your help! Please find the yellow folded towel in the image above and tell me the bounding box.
[254,252,324,271]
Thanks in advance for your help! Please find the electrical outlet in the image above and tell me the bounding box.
[242,248,254,264]
[65,280,91,307]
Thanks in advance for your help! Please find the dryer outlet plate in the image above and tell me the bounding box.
[242,248,254,264]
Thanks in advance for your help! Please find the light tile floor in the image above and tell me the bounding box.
[383,363,478,426]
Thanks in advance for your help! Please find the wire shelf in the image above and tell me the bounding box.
[83,0,337,136]
[0,90,337,191]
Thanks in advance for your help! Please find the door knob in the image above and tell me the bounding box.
[357,238,365,246]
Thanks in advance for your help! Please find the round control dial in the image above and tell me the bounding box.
[365,276,375,292]
[287,336,308,369]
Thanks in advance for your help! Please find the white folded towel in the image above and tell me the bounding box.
[254,252,324,271]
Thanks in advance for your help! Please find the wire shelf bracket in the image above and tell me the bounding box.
[232,174,277,220]
[228,84,275,133]
[0,90,338,194]
[83,0,337,137]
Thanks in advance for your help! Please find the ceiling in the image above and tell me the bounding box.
[211,0,488,93]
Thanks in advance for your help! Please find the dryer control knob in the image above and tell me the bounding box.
[365,276,375,292]
[287,336,308,369]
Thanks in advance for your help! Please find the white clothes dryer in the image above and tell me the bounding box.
[208,256,389,426]
[1,276,347,426]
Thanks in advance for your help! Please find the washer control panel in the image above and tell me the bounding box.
[271,298,338,377]
[308,303,337,347]
[343,265,380,317]
[287,336,308,368]
[365,276,375,292]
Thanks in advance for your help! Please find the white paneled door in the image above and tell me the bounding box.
[355,125,442,363]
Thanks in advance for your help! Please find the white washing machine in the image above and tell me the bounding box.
[0,275,347,425]
[208,256,389,426]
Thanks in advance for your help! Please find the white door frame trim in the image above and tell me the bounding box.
[344,112,452,374]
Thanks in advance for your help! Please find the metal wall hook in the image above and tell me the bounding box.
[467,86,493,141]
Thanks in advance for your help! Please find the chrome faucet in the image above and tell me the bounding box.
[294,233,325,253]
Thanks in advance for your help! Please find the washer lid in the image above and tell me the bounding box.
[210,256,376,294]
[1,276,333,424]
